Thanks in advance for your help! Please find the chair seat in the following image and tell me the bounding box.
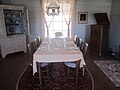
[64,62,77,68]
[41,63,49,67]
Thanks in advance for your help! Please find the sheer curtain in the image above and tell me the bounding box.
[40,0,75,38]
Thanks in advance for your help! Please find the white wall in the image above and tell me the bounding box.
[1,0,112,43]
[109,0,120,52]
[74,0,112,43]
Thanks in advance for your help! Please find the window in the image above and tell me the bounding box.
[41,0,74,38]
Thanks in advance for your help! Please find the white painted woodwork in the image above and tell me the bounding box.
[0,34,27,58]
[0,8,6,37]
[0,5,27,58]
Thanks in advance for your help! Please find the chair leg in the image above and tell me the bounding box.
[82,66,85,76]
[46,65,49,79]
[75,60,80,90]
[67,67,70,80]
[76,61,79,84]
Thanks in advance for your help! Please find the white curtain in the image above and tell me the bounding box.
[40,0,75,38]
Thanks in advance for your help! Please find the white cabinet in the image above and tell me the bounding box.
[0,5,27,58]
[0,34,27,58]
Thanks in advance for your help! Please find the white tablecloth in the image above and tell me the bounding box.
[33,38,86,74]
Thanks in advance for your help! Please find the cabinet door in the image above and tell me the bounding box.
[90,36,101,55]
[0,38,14,56]
[14,35,26,52]
[90,25,102,56]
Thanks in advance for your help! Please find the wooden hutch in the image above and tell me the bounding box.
[89,13,110,56]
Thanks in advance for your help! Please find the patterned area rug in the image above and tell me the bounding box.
[17,63,93,90]
[94,60,120,87]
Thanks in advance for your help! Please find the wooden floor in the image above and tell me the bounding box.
[0,52,30,90]
[0,51,120,90]
[86,54,120,90]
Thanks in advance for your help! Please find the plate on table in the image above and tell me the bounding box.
[67,47,79,51]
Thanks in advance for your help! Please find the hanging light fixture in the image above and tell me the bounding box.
[46,0,60,16]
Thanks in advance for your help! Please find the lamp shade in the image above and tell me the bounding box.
[46,1,60,16]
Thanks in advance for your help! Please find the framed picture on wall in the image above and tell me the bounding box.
[78,12,88,24]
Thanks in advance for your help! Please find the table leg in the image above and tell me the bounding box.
[83,65,85,76]
[36,62,42,90]
[75,59,81,90]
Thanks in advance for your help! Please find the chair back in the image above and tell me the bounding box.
[33,37,42,51]
[55,32,63,38]
[33,39,38,51]
[81,42,88,58]
[78,39,83,50]
[27,42,35,64]
[34,37,42,48]
[74,35,77,43]
[36,38,40,47]
[38,36,42,45]
[28,42,35,54]
[75,37,79,46]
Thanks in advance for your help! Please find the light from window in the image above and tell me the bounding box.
[44,3,72,38]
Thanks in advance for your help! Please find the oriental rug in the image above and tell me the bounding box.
[17,63,93,90]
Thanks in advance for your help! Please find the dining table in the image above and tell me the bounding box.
[33,37,86,89]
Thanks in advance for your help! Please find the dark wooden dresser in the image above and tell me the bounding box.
[89,13,110,56]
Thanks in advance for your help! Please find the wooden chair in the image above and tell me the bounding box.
[64,42,88,78]
[55,32,63,38]
[27,42,35,64]
[28,41,49,90]
[80,42,88,76]
[33,37,49,90]
[64,59,81,87]
[27,40,48,65]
